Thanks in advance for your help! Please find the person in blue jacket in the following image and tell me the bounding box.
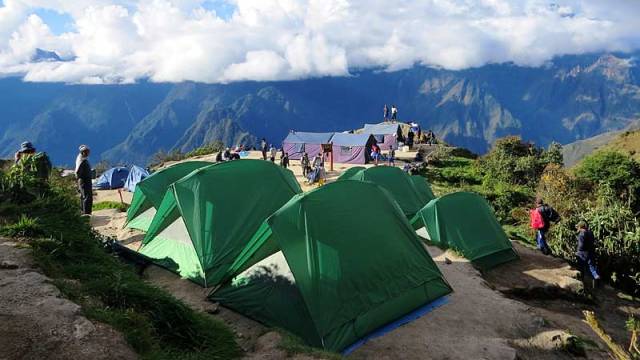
[576,221,600,284]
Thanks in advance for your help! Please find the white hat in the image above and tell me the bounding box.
[79,144,90,152]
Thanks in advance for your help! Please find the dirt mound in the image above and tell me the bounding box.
[0,240,136,360]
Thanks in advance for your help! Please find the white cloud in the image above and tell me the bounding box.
[0,0,639,84]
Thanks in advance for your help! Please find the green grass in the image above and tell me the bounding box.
[93,201,129,212]
[0,175,241,360]
[0,214,43,238]
[277,331,343,359]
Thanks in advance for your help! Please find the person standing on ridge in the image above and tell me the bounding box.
[391,105,398,120]
[301,152,311,177]
[261,138,268,160]
[383,104,389,121]
[530,198,560,255]
[269,145,277,162]
[575,221,600,286]
[75,145,93,216]
[281,152,290,169]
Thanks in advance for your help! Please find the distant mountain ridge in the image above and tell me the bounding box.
[1,51,639,166]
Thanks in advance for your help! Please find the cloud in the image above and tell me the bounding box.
[0,0,639,84]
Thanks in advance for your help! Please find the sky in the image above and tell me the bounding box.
[0,0,639,84]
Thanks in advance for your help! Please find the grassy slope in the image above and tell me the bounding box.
[0,175,240,360]
[563,128,640,167]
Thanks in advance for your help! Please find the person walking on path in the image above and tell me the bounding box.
[576,221,600,285]
[530,198,560,255]
[269,145,277,162]
[388,145,396,166]
[261,138,268,160]
[281,152,290,169]
[301,152,311,177]
[75,145,93,216]
[391,105,398,120]
[383,104,389,121]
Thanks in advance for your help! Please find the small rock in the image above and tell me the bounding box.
[444,257,452,265]
[0,261,19,269]
[73,318,96,339]
[206,303,220,314]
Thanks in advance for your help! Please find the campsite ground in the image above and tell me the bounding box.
[90,151,640,359]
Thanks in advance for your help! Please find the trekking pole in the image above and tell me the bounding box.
[118,188,124,204]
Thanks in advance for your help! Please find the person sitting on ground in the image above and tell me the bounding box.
[269,145,277,162]
[576,221,600,285]
[388,145,396,166]
[281,152,290,169]
[371,143,381,166]
[75,145,93,216]
[530,198,560,255]
[301,152,311,177]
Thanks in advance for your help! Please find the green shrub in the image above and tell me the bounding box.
[0,214,43,238]
[185,141,225,158]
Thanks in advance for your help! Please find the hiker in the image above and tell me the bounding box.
[383,104,389,121]
[223,147,231,161]
[307,153,325,184]
[301,152,311,177]
[75,145,93,216]
[371,143,381,166]
[215,151,223,162]
[388,145,396,166]
[391,105,398,120]
[261,138,268,160]
[14,141,36,163]
[427,130,435,145]
[281,152,290,169]
[269,145,277,162]
[530,198,560,255]
[576,221,600,284]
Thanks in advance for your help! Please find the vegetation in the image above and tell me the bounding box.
[150,141,225,168]
[93,201,129,212]
[0,161,240,359]
[422,136,639,296]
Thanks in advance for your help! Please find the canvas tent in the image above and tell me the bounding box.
[411,192,519,270]
[139,160,302,287]
[94,167,129,190]
[282,131,334,160]
[329,133,376,164]
[338,166,434,218]
[126,161,212,232]
[212,180,451,352]
[124,165,150,192]
[362,123,403,150]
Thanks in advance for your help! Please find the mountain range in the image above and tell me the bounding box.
[1,52,639,166]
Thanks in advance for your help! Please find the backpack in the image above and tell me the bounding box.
[530,209,545,229]
[547,207,561,223]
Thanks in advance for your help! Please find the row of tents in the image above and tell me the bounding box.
[282,122,408,164]
[123,159,518,352]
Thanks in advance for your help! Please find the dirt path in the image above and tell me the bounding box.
[0,239,136,360]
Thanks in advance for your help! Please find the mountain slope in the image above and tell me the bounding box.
[1,52,639,165]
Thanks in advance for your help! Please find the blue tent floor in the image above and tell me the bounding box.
[342,296,449,355]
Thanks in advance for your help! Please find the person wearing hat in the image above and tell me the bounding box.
[576,221,600,285]
[14,141,36,163]
[75,145,93,215]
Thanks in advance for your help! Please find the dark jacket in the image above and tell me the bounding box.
[577,229,595,260]
[536,205,557,231]
[76,159,92,184]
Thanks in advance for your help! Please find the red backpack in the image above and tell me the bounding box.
[530,209,545,229]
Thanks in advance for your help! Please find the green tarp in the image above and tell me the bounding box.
[411,192,518,270]
[212,180,452,352]
[337,166,435,217]
[126,161,212,231]
[139,160,302,287]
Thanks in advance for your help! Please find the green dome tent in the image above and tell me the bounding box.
[337,166,435,218]
[410,192,518,270]
[212,180,452,352]
[139,160,302,287]
[126,161,212,231]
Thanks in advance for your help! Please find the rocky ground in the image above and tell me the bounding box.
[0,239,136,360]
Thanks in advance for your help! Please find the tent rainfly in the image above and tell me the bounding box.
[329,133,377,164]
[282,131,334,160]
[94,167,129,190]
[126,161,213,232]
[362,123,404,150]
[212,180,452,352]
[139,160,302,287]
[338,166,435,218]
[411,192,519,270]
[124,165,150,192]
